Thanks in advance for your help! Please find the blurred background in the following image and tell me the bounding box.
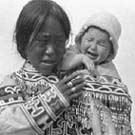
[0,0,134,133]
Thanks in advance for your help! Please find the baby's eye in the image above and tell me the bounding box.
[98,40,107,47]
[99,40,106,43]
[87,38,93,42]
[84,38,93,44]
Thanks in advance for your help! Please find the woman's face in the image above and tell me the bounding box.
[80,27,112,65]
[26,16,67,75]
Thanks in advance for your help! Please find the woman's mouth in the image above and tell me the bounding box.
[41,59,56,65]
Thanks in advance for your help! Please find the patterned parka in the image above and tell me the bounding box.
[0,61,132,135]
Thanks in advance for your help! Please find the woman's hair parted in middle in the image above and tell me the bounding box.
[14,0,71,59]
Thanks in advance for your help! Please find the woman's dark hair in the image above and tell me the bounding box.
[14,0,71,59]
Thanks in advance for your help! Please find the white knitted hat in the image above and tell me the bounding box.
[75,11,122,61]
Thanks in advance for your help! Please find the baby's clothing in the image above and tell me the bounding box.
[60,45,133,135]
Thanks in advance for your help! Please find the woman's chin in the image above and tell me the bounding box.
[39,62,55,75]
[41,68,53,76]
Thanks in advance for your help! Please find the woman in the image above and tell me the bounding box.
[0,0,86,134]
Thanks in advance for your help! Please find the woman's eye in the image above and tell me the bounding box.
[37,43,46,48]
[36,39,48,47]
[36,34,49,42]
[38,38,48,42]
[55,39,65,45]
[36,38,48,46]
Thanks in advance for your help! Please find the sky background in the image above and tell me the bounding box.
[0,0,135,133]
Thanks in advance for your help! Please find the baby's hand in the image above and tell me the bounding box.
[61,53,85,70]
[61,53,97,76]
[81,54,99,78]
[67,53,95,70]
[81,54,95,71]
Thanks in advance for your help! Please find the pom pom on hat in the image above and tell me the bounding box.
[75,11,122,61]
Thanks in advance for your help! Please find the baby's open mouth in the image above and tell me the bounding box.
[87,51,98,59]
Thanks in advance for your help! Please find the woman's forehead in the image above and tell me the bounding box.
[37,16,66,37]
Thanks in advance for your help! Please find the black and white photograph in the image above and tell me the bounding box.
[0,0,134,134]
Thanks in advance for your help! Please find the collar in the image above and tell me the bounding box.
[96,62,121,79]
[22,60,41,74]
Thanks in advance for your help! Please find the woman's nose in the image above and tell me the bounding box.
[45,44,55,55]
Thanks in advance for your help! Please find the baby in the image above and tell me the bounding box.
[60,11,133,135]
[61,11,121,79]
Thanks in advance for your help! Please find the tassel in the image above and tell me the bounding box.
[95,92,99,99]
[92,92,95,98]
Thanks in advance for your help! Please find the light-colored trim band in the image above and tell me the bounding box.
[52,84,69,108]
[38,94,57,121]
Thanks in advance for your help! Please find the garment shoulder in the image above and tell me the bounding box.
[97,62,121,79]
[0,74,16,88]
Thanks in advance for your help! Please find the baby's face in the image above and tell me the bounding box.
[80,27,112,65]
